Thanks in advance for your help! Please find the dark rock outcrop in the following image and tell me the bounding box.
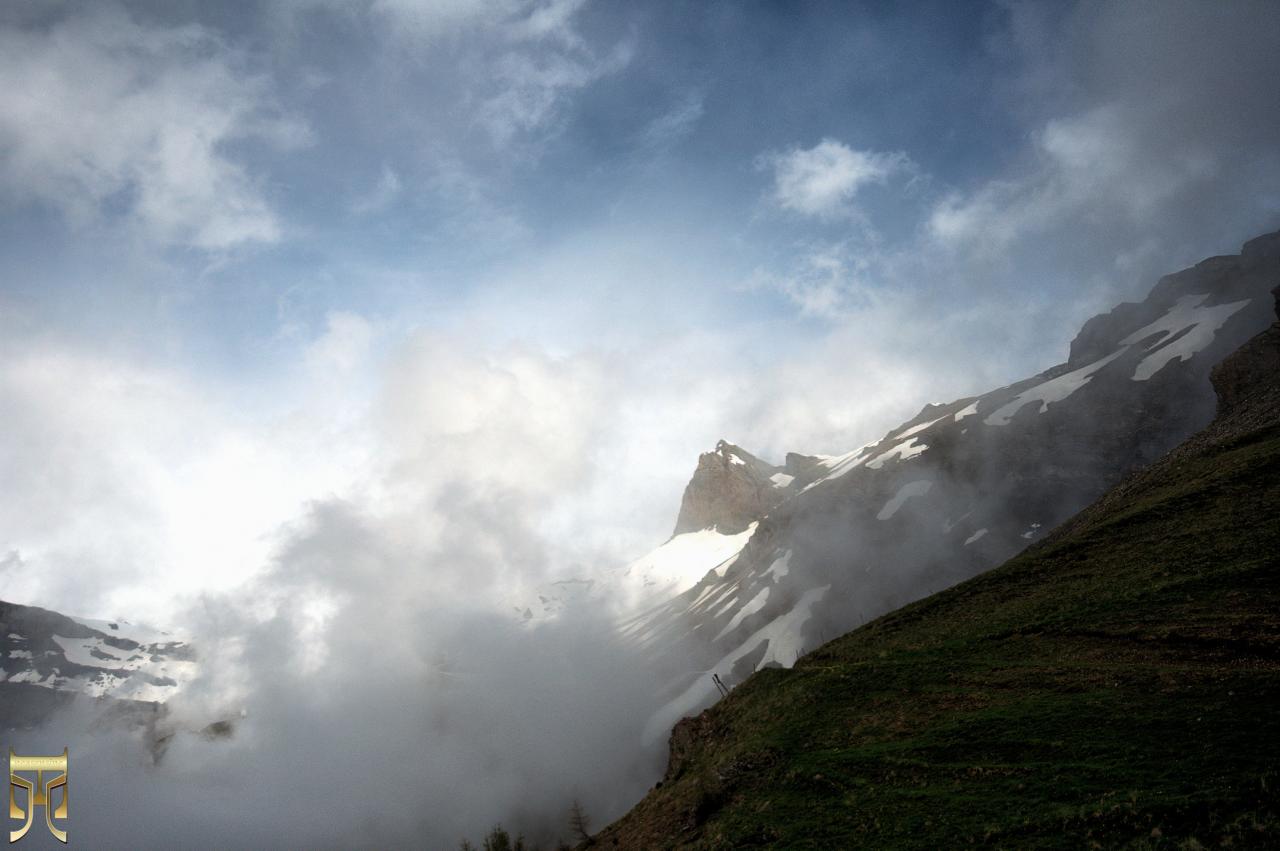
[1212,283,1280,421]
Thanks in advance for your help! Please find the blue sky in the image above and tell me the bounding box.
[2,0,1280,620]
[1,2,1013,355]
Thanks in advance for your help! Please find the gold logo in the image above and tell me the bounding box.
[8,749,68,844]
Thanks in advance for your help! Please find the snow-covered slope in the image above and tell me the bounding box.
[1,601,195,707]
[617,523,758,605]
[507,517,760,624]
[634,230,1280,739]
[504,440,819,626]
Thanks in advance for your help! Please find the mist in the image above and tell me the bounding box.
[4,1,1280,847]
[17,487,678,848]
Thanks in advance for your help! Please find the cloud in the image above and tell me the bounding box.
[508,0,591,45]
[0,312,626,622]
[0,338,370,623]
[928,103,1217,251]
[369,0,518,35]
[927,0,1280,267]
[367,0,583,42]
[7,1,1280,845]
[745,240,880,320]
[350,165,402,216]
[0,5,308,250]
[336,0,626,148]
[764,139,911,218]
[0,283,1019,845]
[304,311,376,376]
[426,158,532,246]
[0,316,674,847]
[640,91,705,150]
[477,37,634,148]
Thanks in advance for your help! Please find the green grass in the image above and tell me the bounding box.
[597,422,1280,849]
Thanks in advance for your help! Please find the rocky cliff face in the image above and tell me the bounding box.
[1212,283,1280,421]
[672,441,816,535]
[628,230,1280,740]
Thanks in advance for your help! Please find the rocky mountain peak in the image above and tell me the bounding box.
[672,441,787,536]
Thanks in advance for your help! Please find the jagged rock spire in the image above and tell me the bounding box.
[671,440,784,535]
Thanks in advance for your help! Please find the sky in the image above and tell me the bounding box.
[1,0,1279,625]
[3,0,1280,625]
[4,1,1280,845]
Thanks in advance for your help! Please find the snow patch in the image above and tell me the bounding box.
[643,585,830,743]
[53,635,135,670]
[984,348,1129,426]
[866,438,927,469]
[714,586,771,641]
[896,415,945,440]
[877,480,933,520]
[769,472,795,488]
[964,528,988,546]
[712,596,739,617]
[764,551,791,582]
[953,401,979,422]
[713,554,741,578]
[619,523,757,605]
[1120,294,1251,381]
[6,634,195,702]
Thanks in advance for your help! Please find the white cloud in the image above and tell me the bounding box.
[305,312,376,376]
[927,1,1280,267]
[745,241,877,319]
[0,7,307,250]
[315,0,626,149]
[765,139,910,218]
[927,104,1217,252]
[507,0,590,44]
[0,312,620,621]
[478,38,633,148]
[0,340,365,623]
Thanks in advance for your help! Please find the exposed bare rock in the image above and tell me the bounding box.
[672,441,787,535]
[1211,283,1280,422]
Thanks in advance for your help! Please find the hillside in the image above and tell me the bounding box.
[591,289,1280,848]
[627,233,1280,745]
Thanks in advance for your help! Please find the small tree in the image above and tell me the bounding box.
[568,799,592,844]
[459,826,529,851]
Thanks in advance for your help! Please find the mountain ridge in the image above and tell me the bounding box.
[620,230,1279,748]
[590,277,1280,849]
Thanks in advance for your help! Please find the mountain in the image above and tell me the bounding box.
[672,441,816,536]
[625,231,1280,742]
[590,279,1280,847]
[0,601,194,733]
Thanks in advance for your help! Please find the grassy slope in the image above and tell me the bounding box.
[596,338,1280,848]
